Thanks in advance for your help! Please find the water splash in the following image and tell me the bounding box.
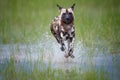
[0,32,120,78]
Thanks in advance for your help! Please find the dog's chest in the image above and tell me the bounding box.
[60,26,74,40]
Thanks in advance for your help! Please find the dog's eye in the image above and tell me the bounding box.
[69,13,72,15]
[63,13,66,15]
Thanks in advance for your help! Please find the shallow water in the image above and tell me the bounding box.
[0,33,120,80]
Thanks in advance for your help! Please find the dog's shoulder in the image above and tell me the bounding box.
[50,16,60,27]
[54,16,59,21]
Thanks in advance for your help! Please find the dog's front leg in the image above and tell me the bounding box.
[59,32,65,51]
[68,37,75,58]
[67,29,75,58]
[59,39,66,51]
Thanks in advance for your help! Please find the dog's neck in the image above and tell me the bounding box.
[60,21,74,32]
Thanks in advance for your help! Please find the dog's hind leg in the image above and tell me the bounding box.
[50,23,61,43]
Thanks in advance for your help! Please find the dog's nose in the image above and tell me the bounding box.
[66,15,70,20]
[66,17,70,20]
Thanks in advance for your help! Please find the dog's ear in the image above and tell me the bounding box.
[57,4,62,11]
[71,3,75,10]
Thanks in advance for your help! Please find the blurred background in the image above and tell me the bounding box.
[0,0,120,46]
[0,0,120,80]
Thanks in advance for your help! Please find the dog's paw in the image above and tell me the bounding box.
[70,54,75,58]
[60,46,65,51]
[64,54,69,58]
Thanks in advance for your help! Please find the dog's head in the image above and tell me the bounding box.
[57,4,75,24]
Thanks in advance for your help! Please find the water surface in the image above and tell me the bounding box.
[0,34,120,80]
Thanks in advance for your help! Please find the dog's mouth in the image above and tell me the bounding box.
[62,18,73,24]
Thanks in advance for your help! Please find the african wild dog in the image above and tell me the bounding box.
[50,4,75,58]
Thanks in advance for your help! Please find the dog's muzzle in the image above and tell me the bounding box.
[61,13,74,24]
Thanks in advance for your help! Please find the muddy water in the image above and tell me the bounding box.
[0,34,120,80]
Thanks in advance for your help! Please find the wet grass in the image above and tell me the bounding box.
[0,0,120,80]
[1,57,111,80]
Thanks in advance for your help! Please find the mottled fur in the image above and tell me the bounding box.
[50,4,75,58]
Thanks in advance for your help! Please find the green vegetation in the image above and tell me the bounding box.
[0,0,120,80]
[0,0,120,52]
[0,0,120,45]
[1,57,111,80]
